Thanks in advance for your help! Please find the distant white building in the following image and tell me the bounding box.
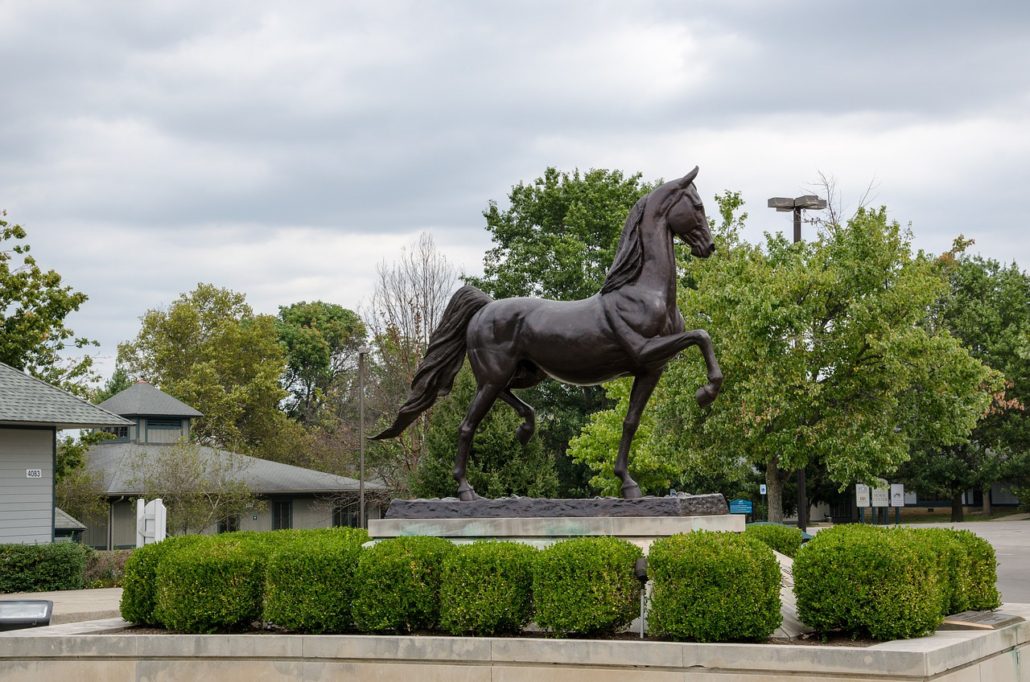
[0,361,129,544]
[83,381,385,549]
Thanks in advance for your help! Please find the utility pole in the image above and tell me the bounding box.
[358,347,370,528]
[766,194,827,532]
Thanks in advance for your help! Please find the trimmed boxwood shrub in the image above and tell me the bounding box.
[533,537,642,636]
[793,525,944,640]
[120,535,206,626]
[649,531,781,642]
[352,536,454,633]
[951,529,1001,610]
[262,528,368,633]
[906,528,972,616]
[744,523,804,558]
[439,541,537,636]
[153,536,266,633]
[0,542,90,593]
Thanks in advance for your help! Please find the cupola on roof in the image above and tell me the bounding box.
[97,381,203,418]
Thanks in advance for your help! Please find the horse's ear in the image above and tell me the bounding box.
[679,166,699,187]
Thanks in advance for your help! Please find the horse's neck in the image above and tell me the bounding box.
[636,219,677,304]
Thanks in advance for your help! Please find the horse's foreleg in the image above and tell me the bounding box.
[499,389,535,445]
[454,382,504,501]
[614,371,663,499]
[688,329,723,408]
[632,330,722,407]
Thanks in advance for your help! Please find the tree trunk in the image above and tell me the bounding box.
[766,458,784,523]
[951,492,965,522]
[982,485,992,516]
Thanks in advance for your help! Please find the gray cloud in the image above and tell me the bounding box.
[0,0,1026,379]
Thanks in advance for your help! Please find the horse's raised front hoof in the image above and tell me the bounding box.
[516,423,534,446]
[695,383,719,408]
[621,481,642,499]
[456,484,479,501]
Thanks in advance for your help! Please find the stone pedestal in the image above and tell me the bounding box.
[368,511,744,553]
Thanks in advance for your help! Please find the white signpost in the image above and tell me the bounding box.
[890,483,905,508]
[855,484,871,508]
[136,498,167,547]
[871,486,889,508]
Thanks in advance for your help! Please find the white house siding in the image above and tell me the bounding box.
[0,428,54,544]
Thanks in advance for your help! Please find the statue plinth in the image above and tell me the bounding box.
[383,493,728,519]
[369,494,741,553]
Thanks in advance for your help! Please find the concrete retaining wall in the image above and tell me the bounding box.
[0,611,1026,682]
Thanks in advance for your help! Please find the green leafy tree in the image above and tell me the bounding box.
[410,365,559,498]
[92,365,133,404]
[56,432,113,525]
[277,301,366,425]
[465,168,656,496]
[117,284,304,461]
[901,245,1028,519]
[128,440,262,535]
[0,211,97,393]
[571,197,997,520]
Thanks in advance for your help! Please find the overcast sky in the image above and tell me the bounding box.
[2,1,1028,381]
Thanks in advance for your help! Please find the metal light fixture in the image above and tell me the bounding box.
[0,600,53,631]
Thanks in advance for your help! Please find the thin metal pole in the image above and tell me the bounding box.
[358,350,366,529]
[793,206,807,532]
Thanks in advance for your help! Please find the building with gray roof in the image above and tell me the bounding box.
[0,361,129,544]
[84,382,384,549]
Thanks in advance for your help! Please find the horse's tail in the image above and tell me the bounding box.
[371,285,493,440]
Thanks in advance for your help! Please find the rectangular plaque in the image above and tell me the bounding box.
[855,484,870,508]
[871,487,889,507]
[940,611,1024,630]
[890,483,905,507]
[25,469,42,479]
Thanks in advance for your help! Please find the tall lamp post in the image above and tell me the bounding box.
[357,346,370,528]
[766,194,827,532]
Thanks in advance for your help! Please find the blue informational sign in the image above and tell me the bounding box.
[728,498,753,515]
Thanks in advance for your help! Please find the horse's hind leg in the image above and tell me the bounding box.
[501,363,544,445]
[614,370,663,499]
[454,381,505,501]
[500,389,535,445]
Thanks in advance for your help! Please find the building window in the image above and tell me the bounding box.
[218,516,240,534]
[332,504,360,528]
[102,426,129,441]
[146,418,182,429]
[272,499,293,530]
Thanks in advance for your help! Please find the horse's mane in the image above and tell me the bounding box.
[600,196,648,294]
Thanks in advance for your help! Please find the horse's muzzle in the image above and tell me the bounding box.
[692,242,716,258]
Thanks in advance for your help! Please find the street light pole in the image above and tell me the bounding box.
[358,347,370,528]
[767,194,827,532]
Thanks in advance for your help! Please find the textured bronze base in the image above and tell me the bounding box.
[384,493,728,519]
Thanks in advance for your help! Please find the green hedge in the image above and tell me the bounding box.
[352,536,454,633]
[439,541,537,636]
[906,528,972,615]
[744,524,804,558]
[154,536,266,633]
[0,542,90,593]
[951,529,1001,610]
[533,537,642,636]
[120,535,206,626]
[263,528,368,633]
[793,525,944,640]
[649,531,781,642]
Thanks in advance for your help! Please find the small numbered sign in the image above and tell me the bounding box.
[25,469,43,479]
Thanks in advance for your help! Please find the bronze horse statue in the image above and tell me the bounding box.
[373,167,722,500]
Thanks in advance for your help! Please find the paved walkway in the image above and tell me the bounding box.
[0,587,121,624]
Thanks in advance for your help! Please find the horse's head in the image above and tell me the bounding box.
[656,167,714,258]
